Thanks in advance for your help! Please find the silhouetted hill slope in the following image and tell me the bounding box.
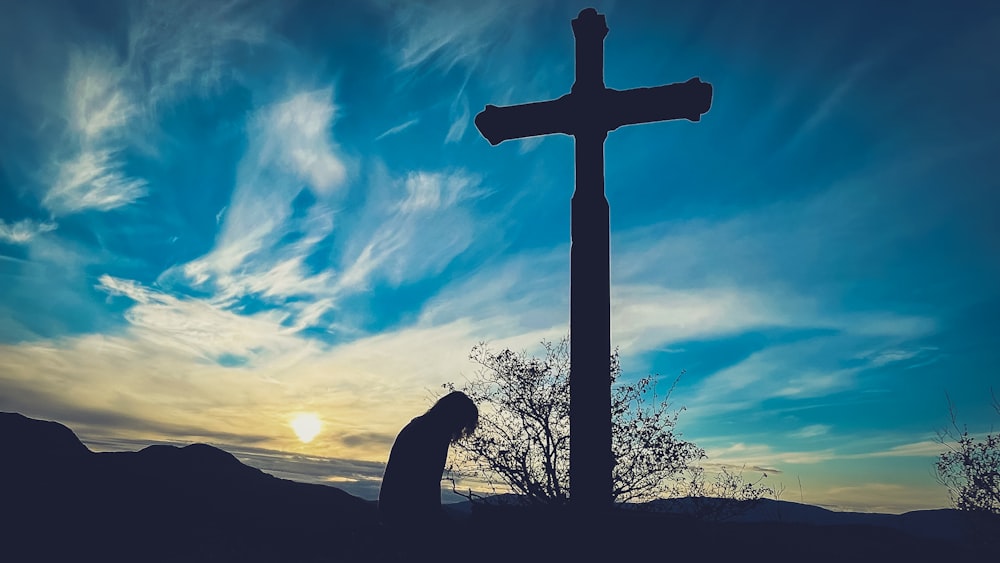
[2,412,996,562]
[1,412,378,562]
[1,411,91,459]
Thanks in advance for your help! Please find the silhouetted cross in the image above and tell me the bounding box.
[474,7,712,511]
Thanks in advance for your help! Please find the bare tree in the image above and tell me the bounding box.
[936,391,1000,515]
[444,338,704,505]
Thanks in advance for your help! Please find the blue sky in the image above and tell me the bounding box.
[1,0,998,513]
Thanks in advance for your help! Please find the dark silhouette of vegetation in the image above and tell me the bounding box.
[444,338,772,512]
[682,464,782,521]
[936,391,1000,515]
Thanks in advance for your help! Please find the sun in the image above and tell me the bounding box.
[290,413,322,443]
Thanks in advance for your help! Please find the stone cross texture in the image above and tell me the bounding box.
[474,8,712,510]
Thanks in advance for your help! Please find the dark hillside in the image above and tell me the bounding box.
[1,412,995,562]
[0,412,378,562]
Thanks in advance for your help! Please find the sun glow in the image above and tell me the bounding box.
[290,413,322,443]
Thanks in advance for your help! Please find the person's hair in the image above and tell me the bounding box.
[426,391,478,442]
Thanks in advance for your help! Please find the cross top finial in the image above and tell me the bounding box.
[571,8,609,94]
[572,8,608,39]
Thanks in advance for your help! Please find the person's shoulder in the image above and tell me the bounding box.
[403,415,425,427]
[396,415,428,437]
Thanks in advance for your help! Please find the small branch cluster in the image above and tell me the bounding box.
[936,391,1000,515]
[678,465,778,521]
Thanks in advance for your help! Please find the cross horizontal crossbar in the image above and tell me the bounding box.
[475,77,712,146]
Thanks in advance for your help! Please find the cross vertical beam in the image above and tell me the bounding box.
[474,7,712,511]
[571,128,612,510]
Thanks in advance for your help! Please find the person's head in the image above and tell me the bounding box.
[426,391,478,442]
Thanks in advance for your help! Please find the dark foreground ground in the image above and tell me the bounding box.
[2,411,996,562]
[452,505,996,563]
[7,503,996,563]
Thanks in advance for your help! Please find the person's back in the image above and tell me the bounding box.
[377,413,451,526]
[377,391,477,542]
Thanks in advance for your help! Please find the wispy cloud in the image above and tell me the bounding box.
[170,87,346,321]
[259,89,347,194]
[702,441,838,467]
[794,57,878,139]
[702,436,949,470]
[400,170,480,212]
[0,218,57,244]
[847,440,944,459]
[44,149,148,214]
[65,50,136,141]
[416,246,568,332]
[611,284,799,355]
[159,90,489,337]
[604,173,941,418]
[375,118,419,141]
[383,0,518,72]
[861,346,938,368]
[378,0,555,120]
[790,424,832,439]
[97,274,307,364]
[612,163,950,298]
[681,327,932,420]
[42,49,145,215]
[445,89,470,143]
[336,167,487,292]
[39,1,277,216]
[125,0,276,109]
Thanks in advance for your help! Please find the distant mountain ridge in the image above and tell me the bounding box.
[642,496,966,542]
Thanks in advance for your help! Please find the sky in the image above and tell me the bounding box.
[1,0,998,514]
